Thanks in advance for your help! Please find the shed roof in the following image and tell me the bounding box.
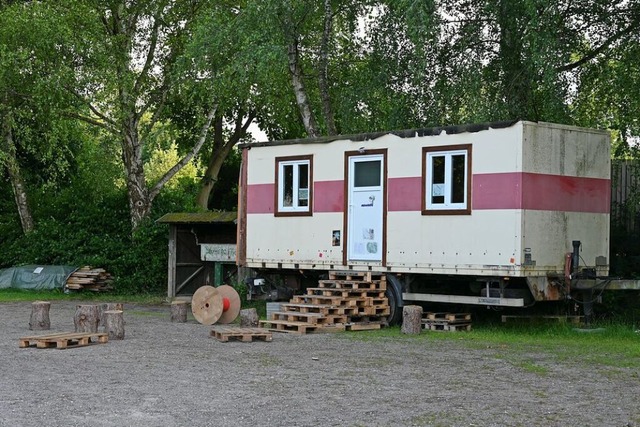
[156,211,237,224]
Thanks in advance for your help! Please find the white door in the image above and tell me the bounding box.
[347,154,384,262]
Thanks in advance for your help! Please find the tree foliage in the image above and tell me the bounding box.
[2,0,640,294]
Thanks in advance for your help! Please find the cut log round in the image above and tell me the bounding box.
[29,301,51,331]
[103,310,125,340]
[401,305,423,335]
[216,285,241,324]
[171,300,188,323]
[74,304,100,333]
[99,303,124,327]
[240,308,259,327]
[191,286,223,325]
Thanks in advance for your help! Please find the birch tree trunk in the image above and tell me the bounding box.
[121,123,151,231]
[1,113,34,234]
[288,39,319,138]
[318,0,337,136]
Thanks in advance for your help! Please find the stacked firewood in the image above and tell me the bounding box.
[65,267,114,292]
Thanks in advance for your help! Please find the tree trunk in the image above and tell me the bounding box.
[99,302,124,327]
[196,111,255,210]
[171,300,188,323]
[318,0,337,136]
[74,305,100,333]
[401,305,423,335]
[288,39,319,138]
[121,126,151,231]
[497,0,534,120]
[2,113,34,234]
[29,301,51,331]
[103,310,125,340]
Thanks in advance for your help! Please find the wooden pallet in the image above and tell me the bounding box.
[317,279,386,290]
[328,271,385,282]
[423,322,472,332]
[259,319,321,334]
[425,312,472,322]
[306,287,387,299]
[421,312,472,332]
[210,326,273,342]
[19,332,109,349]
[291,294,367,307]
[280,303,358,316]
[357,305,391,316]
[271,311,348,325]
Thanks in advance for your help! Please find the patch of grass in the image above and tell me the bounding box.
[0,288,166,305]
[342,322,640,369]
[255,354,282,368]
[512,360,549,375]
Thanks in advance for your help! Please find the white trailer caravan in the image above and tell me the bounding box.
[237,121,611,323]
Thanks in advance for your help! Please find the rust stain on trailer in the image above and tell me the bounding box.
[528,277,563,301]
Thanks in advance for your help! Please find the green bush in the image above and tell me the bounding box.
[0,175,205,295]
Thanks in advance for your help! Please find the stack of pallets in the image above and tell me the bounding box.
[260,271,389,334]
[65,267,114,292]
[422,312,472,332]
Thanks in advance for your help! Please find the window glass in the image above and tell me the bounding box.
[431,155,445,204]
[354,160,381,187]
[298,163,309,207]
[451,154,466,204]
[283,164,293,207]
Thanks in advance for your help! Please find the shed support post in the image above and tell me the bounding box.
[167,225,177,298]
[214,263,223,286]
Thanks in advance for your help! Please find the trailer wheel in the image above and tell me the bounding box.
[385,275,403,326]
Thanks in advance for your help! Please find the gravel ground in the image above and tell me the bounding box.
[0,300,638,427]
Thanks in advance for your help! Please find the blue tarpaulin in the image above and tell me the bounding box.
[0,265,77,290]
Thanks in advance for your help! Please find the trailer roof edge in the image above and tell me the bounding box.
[239,119,527,149]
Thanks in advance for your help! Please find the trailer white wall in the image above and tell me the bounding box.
[239,121,610,280]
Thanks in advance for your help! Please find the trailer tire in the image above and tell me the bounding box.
[385,275,403,326]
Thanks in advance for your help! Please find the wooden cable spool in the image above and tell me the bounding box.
[216,285,241,324]
[191,285,241,325]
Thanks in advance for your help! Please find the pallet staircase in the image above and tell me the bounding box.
[260,271,390,334]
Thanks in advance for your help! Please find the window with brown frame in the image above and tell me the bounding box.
[422,145,471,215]
[275,155,313,216]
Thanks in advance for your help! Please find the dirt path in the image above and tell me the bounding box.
[0,301,638,427]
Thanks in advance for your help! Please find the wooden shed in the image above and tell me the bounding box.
[157,212,237,298]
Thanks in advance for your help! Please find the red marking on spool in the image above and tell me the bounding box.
[222,297,230,312]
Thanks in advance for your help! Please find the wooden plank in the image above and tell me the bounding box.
[345,322,382,331]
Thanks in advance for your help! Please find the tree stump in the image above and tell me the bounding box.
[401,305,423,335]
[103,310,125,340]
[170,300,188,323]
[99,303,124,327]
[240,308,259,327]
[29,301,51,331]
[74,304,100,333]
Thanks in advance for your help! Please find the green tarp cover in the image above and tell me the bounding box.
[0,265,77,290]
